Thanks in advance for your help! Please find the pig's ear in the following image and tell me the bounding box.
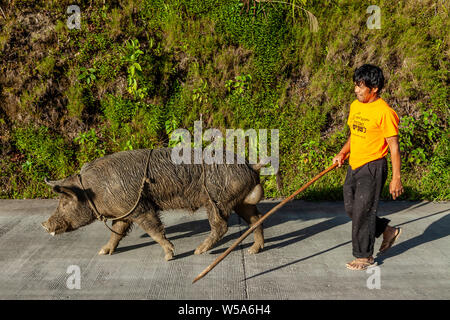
[44,178,78,199]
[44,177,65,187]
[53,185,78,199]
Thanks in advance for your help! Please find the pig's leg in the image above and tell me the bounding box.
[98,220,132,255]
[134,212,175,261]
[194,204,229,255]
[234,203,264,254]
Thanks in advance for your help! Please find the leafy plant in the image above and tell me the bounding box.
[399,110,443,166]
[243,0,318,32]
[165,116,179,138]
[74,129,106,165]
[124,137,134,151]
[78,67,97,85]
[123,39,147,100]
[225,74,252,95]
[192,79,209,104]
[101,94,137,129]
[13,126,73,179]
[299,139,329,170]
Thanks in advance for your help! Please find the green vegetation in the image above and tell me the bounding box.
[0,0,448,200]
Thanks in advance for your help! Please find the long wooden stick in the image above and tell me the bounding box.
[192,155,348,284]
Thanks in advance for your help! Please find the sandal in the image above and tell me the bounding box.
[379,227,402,254]
[346,257,377,271]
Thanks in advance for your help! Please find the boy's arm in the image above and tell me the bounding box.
[332,136,350,167]
[386,135,404,200]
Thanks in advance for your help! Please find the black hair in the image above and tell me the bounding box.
[353,64,385,93]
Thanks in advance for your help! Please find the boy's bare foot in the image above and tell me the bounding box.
[379,226,402,254]
[346,256,376,270]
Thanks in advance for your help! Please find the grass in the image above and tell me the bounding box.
[0,0,448,200]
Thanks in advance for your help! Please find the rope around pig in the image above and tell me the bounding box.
[78,149,219,236]
[77,149,152,236]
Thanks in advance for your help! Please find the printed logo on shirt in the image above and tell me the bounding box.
[350,112,370,138]
[353,121,366,133]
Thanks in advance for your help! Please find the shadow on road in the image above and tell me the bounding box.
[113,201,442,262]
[116,214,242,255]
[376,211,450,265]
[210,214,350,255]
[210,201,419,255]
[244,205,449,281]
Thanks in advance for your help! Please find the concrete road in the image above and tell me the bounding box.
[0,199,449,300]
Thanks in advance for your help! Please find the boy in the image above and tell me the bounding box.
[332,64,403,270]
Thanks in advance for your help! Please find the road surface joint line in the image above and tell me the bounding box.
[237,216,249,299]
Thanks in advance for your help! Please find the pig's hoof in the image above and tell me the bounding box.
[194,244,209,255]
[162,244,174,261]
[194,245,206,254]
[164,252,174,261]
[98,246,114,255]
[247,244,262,254]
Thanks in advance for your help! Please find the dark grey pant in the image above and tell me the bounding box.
[343,157,390,258]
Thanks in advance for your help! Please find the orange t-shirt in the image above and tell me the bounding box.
[347,98,399,170]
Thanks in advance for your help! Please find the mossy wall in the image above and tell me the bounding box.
[0,0,448,200]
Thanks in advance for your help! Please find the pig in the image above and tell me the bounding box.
[42,147,265,260]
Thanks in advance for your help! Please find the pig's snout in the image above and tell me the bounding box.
[41,221,57,236]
